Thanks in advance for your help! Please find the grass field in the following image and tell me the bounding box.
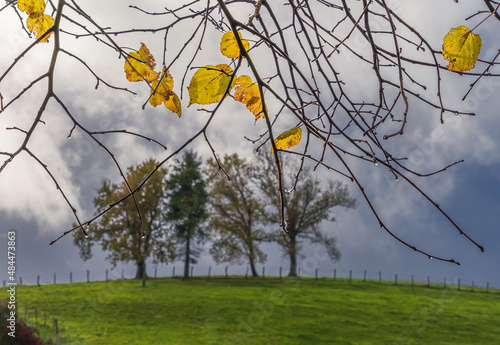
[7,277,500,344]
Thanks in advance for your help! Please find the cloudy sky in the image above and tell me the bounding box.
[1,0,499,288]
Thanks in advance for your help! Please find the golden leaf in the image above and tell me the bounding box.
[149,67,174,107]
[124,43,158,83]
[26,12,54,42]
[164,92,182,118]
[17,0,45,15]
[442,26,482,72]
[273,127,302,152]
[149,67,181,117]
[220,31,250,59]
[188,64,235,106]
[234,75,265,120]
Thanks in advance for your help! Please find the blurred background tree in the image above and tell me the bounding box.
[73,159,171,280]
[257,151,356,276]
[206,154,271,277]
[164,151,209,280]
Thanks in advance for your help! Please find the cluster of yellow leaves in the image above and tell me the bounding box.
[124,43,181,117]
[123,30,303,150]
[442,25,482,72]
[186,30,303,151]
[17,0,54,42]
[188,31,266,119]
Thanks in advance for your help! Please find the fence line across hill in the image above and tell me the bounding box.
[14,303,61,345]
[3,266,498,293]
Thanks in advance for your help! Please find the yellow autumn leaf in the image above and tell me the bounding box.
[149,67,174,107]
[234,75,266,120]
[17,0,45,15]
[188,64,235,106]
[273,127,302,152]
[164,92,182,118]
[124,43,158,83]
[442,25,481,72]
[26,12,54,42]
[149,67,181,117]
[220,31,250,59]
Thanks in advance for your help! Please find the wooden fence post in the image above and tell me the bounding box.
[279,267,282,279]
[37,275,40,286]
[208,266,211,279]
[87,269,90,283]
[54,318,60,345]
[155,267,157,279]
[363,270,367,282]
[70,272,72,284]
[315,268,318,280]
[106,270,108,281]
[54,273,56,284]
[394,274,398,286]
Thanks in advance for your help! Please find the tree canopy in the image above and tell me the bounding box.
[257,151,356,276]
[206,154,270,277]
[73,159,170,280]
[164,151,209,279]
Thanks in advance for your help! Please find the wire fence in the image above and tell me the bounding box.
[3,266,499,293]
[13,304,61,345]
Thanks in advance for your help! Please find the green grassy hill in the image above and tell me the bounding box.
[7,277,500,344]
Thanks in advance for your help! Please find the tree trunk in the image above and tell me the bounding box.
[288,235,297,277]
[183,236,190,280]
[249,257,259,277]
[135,261,146,279]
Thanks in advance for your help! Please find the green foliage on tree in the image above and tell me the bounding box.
[206,154,270,277]
[164,151,209,280]
[257,152,356,276]
[73,159,171,280]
